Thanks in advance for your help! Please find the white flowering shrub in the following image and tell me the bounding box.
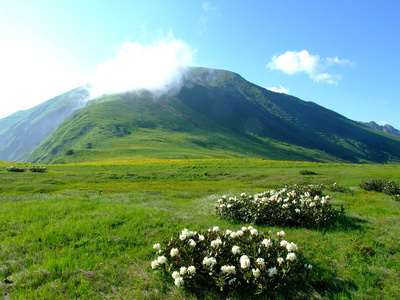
[360,179,400,202]
[327,182,349,193]
[151,227,311,296]
[359,178,386,192]
[216,186,344,228]
[6,166,25,172]
[29,166,47,172]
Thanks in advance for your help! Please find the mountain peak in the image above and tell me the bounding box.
[1,67,400,164]
[359,121,400,137]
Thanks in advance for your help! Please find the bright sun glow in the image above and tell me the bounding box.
[0,39,87,118]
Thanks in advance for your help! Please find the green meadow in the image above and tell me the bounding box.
[1,159,399,299]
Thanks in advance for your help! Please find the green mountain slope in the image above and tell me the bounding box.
[25,67,400,164]
[0,86,89,161]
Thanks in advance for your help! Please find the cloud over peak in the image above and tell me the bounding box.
[267,50,353,85]
[90,36,195,99]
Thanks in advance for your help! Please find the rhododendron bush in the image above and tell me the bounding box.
[216,186,344,228]
[151,226,311,296]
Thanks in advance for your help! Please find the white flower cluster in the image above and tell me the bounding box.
[232,245,241,254]
[172,271,184,286]
[217,186,341,227]
[151,255,167,269]
[170,248,179,257]
[211,238,222,248]
[252,268,261,278]
[220,189,331,211]
[221,265,236,274]
[180,228,195,240]
[262,238,272,248]
[240,255,251,269]
[153,243,161,251]
[169,265,197,286]
[286,252,297,262]
[256,258,265,267]
[151,227,310,292]
[203,256,217,268]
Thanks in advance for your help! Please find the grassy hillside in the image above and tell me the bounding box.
[0,159,399,298]
[26,91,337,164]
[0,86,89,162]
[26,68,400,164]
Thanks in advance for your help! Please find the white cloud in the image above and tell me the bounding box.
[198,2,219,36]
[90,35,195,98]
[0,35,196,118]
[267,50,353,85]
[313,73,342,85]
[202,2,217,12]
[265,85,289,94]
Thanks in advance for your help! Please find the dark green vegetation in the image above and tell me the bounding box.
[300,170,318,175]
[28,166,47,173]
[6,166,25,172]
[359,178,400,198]
[1,159,400,299]
[2,67,400,164]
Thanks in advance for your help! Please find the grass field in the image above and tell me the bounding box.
[1,159,399,299]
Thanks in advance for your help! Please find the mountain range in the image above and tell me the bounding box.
[359,121,400,137]
[1,67,400,164]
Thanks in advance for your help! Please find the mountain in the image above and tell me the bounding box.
[2,67,400,164]
[359,121,400,137]
[0,86,89,162]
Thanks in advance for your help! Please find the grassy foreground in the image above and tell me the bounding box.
[0,158,399,299]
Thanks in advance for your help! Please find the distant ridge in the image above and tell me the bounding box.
[1,67,400,164]
[0,87,89,162]
[359,121,400,137]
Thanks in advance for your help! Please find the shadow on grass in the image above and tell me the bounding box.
[179,264,358,299]
[224,214,368,233]
[317,214,368,233]
[304,264,358,300]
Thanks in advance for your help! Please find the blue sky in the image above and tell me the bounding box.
[1,0,400,129]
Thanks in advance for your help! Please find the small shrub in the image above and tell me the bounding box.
[360,179,400,196]
[393,194,400,202]
[286,184,325,197]
[7,166,25,172]
[382,181,400,195]
[151,227,311,296]
[65,149,74,155]
[327,182,350,193]
[29,166,47,173]
[216,186,344,228]
[299,170,317,175]
[359,179,385,192]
